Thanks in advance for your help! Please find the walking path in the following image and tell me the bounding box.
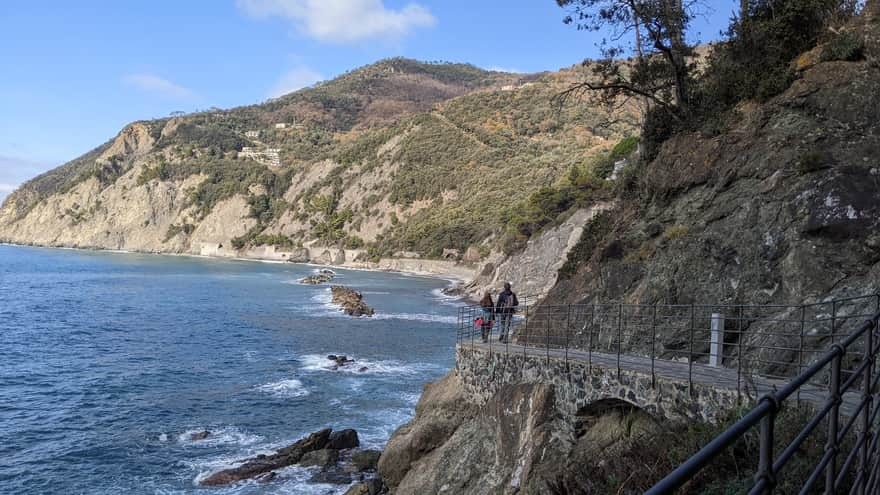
[461,340,863,416]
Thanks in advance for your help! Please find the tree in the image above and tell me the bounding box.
[555,0,700,121]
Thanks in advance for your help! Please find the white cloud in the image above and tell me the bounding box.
[122,73,195,99]
[269,66,324,98]
[236,0,436,43]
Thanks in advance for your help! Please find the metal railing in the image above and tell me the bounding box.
[458,294,880,396]
[456,294,880,493]
[648,306,880,494]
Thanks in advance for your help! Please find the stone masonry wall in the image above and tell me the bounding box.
[455,346,741,424]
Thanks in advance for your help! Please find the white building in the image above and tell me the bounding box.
[275,123,288,129]
[245,130,260,139]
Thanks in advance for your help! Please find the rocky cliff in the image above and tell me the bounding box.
[0,58,637,287]
[374,6,880,494]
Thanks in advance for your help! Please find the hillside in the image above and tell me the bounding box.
[0,58,638,278]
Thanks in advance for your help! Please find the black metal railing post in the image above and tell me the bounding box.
[617,303,623,381]
[564,304,571,372]
[689,304,696,395]
[522,303,529,363]
[651,304,657,388]
[737,305,744,400]
[546,307,551,365]
[588,304,595,374]
[755,397,778,493]
[825,347,843,495]
[798,305,806,403]
[858,325,874,495]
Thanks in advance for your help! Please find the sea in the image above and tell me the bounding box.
[0,244,462,494]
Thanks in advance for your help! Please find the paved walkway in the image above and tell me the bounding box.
[460,339,864,416]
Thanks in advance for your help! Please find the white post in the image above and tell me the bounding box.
[710,313,724,367]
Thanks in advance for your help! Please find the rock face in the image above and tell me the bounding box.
[466,203,615,300]
[331,286,375,317]
[380,370,658,494]
[0,59,636,275]
[541,13,880,354]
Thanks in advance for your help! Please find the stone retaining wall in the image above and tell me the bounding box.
[455,346,741,423]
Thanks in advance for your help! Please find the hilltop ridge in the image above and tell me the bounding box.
[0,57,637,285]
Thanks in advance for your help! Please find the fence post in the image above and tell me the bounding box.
[755,399,777,493]
[689,304,696,395]
[831,300,838,345]
[710,312,724,367]
[470,307,475,351]
[858,326,874,495]
[798,305,806,404]
[617,303,623,381]
[825,347,843,495]
[588,304,595,374]
[651,304,657,388]
[522,303,529,362]
[737,305,744,401]
[564,305,571,372]
[546,307,551,365]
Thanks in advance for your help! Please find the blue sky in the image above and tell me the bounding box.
[0,0,736,199]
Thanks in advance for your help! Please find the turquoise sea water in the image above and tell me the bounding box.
[0,244,460,494]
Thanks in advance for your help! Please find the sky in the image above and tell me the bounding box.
[0,0,737,201]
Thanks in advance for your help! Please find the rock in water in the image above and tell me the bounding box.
[300,448,340,468]
[349,450,381,472]
[330,286,375,317]
[300,269,336,285]
[327,429,360,450]
[189,430,211,441]
[200,428,332,486]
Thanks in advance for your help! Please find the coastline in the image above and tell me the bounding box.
[0,241,476,287]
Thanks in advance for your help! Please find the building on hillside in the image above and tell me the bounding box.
[245,130,260,139]
[501,85,516,91]
[275,123,288,129]
[240,147,281,168]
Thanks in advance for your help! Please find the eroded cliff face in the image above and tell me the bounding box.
[379,370,659,495]
[548,26,880,313]
[0,59,636,283]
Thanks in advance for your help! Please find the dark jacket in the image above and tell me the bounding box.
[495,289,518,314]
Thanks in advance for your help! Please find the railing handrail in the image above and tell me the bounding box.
[456,293,880,493]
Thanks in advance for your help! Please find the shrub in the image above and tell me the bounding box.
[821,31,865,61]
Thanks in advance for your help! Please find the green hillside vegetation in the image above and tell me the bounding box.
[3,58,638,258]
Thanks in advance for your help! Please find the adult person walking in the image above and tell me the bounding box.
[495,282,518,343]
[479,291,494,343]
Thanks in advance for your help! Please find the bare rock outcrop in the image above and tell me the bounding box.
[379,371,658,494]
[300,269,336,285]
[331,285,375,317]
[200,427,369,487]
[201,428,333,486]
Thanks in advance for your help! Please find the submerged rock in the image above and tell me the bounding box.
[330,286,375,317]
[189,430,211,441]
